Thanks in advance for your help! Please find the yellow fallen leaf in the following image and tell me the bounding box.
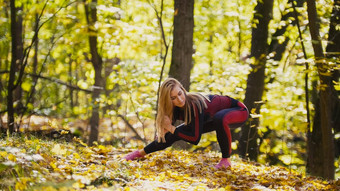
[36,145,41,152]
[15,177,31,191]
[37,186,58,191]
[72,181,85,189]
[8,153,16,162]
[73,152,80,159]
[214,171,227,177]
[51,144,66,155]
[50,162,56,169]
[0,151,7,158]
[60,130,69,135]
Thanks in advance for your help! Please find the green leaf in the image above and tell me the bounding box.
[21,81,32,92]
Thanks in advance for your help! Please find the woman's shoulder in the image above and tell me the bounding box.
[207,95,236,103]
[207,94,223,100]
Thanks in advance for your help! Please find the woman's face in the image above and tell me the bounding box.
[170,85,186,108]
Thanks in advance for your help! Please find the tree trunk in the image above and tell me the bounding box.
[168,0,194,90]
[68,56,74,110]
[168,0,194,149]
[84,0,103,145]
[306,0,338,180]
[326,0,340,158]
[238,0,274,161]
[13,3,23,115]
[7,0,23,134]
[307,81,324,177]
[325,0,340,138]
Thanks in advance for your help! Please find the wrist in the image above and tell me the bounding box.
[171,125,176,134]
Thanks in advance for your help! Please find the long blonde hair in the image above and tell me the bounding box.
[156,78,209,142]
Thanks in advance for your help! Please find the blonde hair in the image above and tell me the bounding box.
[156,78,209,142]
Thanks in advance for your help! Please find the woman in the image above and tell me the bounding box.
[124,78,249,169]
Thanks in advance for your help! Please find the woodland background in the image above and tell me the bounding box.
[0,0,339,189]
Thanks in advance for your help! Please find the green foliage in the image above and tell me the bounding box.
[0,0,338,180]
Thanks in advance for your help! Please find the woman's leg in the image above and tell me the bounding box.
[125,132,181,160]
[213,106,248,159]
[144,132,181,154]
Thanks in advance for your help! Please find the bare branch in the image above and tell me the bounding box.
[27,73,92,93]
[146,0,171,122]
[117,114,147,144]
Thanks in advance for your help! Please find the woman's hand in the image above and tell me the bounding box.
[163,116,176,134]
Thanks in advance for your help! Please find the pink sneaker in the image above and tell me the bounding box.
[215,158,231,169]
[124,150,143,161]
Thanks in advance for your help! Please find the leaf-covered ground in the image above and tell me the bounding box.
[0,136,339,191]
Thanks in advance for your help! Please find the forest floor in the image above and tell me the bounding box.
[0,136,339,191]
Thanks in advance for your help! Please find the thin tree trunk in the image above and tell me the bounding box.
[238,0,274,161]
[68,56,74,110]
[306,0,337,179]
[326,0,340,158]
[7,0,23,134]
[307,81,324,176]
[325,0,340,137]
[28,13,39,110]
[147,0,171,140]
[168,0,194,90]
[236,0,242,62]
[75,66,79,106]
[13,3,23,115]
[84,0,103,145]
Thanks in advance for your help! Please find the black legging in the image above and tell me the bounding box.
[144,132,181,154]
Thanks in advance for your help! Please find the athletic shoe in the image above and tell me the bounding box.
[215,158,231,169]
[124,150,143,161]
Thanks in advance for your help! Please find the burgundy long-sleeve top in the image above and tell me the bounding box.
[172,95,247,145]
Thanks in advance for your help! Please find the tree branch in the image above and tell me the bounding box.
[117,114,147,144]
[0,70,92,93]
[147,0,171,125]
[292,0,311,133]
[28,73,93,93]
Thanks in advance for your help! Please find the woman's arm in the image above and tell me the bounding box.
[173,104,204,145]
[163,116,176,134]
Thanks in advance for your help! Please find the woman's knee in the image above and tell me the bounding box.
[222,109,248,128]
